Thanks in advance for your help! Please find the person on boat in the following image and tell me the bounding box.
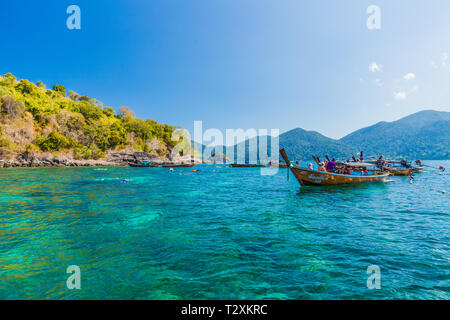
[326,158,337,172]
[400,159,408,167]
[308,163,314,170]
[338,165,350,175]
[318,162,326,172]
[376,155,383,164]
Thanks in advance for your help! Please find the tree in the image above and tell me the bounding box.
[103,107,115,117]
[69,90,80,101]
[91,98,103,108]
[0,96,23,117]
[36,131,75,151]
[78,95,91,102]
[15,79,38,95]
[2,73,17,85]
[53,84,66,96]
[118,106,135,118]
[36,81,46,89]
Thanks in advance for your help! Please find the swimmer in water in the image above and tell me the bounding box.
[408,172,414,184]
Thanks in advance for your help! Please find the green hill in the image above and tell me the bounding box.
[279,128,354,161]
[0,73,176,162]
[341,110,450,159]
[215,110,450,162]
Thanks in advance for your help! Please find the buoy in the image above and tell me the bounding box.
[443,190,446,194]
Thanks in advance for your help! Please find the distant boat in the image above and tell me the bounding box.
[161,163,195,168]
[128,161,195,168]
[230,163,265,168]
[268,161,288,168]
[128,161,159,167]
[365,159,421,175]
[383,166,414,176]
[280,149,389,186]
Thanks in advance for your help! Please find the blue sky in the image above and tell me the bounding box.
[1,0,450,140]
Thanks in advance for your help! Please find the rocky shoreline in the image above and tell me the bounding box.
[0,152,171,168]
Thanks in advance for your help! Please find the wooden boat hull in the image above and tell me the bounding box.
[128,162,195,168]
[231,164,265,168]
[269,164,288,168]
[290,167,390,186]
[385,167,413,176]
[128,162,159,167]
[161,163,195,168]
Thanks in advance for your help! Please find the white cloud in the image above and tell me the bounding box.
[394,91,406,100]
[369,62,382,72]
[442,52,448,66]
[410,85,418,93]
[403,73,415,80]
[430,53,448,69]
[393,85,418,101]
[374,79,384,86]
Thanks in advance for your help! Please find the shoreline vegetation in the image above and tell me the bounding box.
[0,152,180,168]
[0,73,193,168]
[2,73,449,168]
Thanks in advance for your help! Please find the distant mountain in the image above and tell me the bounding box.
[279,128,353,161]
[341,110,450,160]
[197,110,450,162]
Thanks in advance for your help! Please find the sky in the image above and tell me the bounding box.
[1,0,450,142]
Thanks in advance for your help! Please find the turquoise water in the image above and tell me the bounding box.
[0,162,449,300]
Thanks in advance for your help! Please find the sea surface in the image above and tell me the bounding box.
[0,162,449,300]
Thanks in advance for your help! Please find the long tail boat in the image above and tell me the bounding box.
[383,166,414,176]
[128,161,159,167]
[279,149,389,186]
[161,163,195,168]
[268,161,288,168]
[128,161,195,168]
[230,163,265,168]
[366,159,421,175]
